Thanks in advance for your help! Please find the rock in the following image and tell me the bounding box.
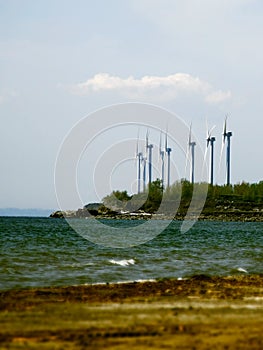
[84,203,103,216]
[50,210,76,218]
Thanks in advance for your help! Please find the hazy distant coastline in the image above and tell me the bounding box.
[0,208,54,217]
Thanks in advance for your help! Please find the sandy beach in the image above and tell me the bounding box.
[0,275,263,349]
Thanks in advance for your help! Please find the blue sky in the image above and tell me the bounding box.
[1,0,263,209]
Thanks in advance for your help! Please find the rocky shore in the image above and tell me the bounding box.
[1,275,263,349]
[50,202,263,222]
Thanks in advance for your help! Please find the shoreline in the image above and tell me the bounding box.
[50,210,263,222]
[1,275,263,349]
[1,274,262,303]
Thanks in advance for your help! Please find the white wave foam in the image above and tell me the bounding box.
[237,267,248,273]
[109,259,135,266]
[133,279,156,283]
[79,278,156,287]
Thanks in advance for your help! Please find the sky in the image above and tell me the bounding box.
[1,0,263,210]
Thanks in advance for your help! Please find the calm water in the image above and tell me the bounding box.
[0,217,262,290]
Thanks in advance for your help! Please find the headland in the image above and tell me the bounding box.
[50,180,263,222]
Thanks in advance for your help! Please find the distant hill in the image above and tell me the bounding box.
[0,208,54,217]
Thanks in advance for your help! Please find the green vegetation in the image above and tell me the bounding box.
[102,190,132,212]
[102,180,263,215]
[102,179,164,213]
[52,180,263,219]
[140,178,164,213]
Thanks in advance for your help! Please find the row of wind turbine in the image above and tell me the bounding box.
[205,116,233,186]
[135,129,172,194]
[185,117,233,187]
[223,117,233,186]
[165,131,172,188]
[135,117,232,194]
[146,130,154,186]
[188,123,196,184]
[205,122,216,186]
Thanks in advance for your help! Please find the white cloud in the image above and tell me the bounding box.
[67,73,231,104]
[205,90,232,104]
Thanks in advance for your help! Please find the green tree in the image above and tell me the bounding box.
[142,178,164,213]
[103,190,132,211]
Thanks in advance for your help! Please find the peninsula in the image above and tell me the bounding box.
[50,179,263,222]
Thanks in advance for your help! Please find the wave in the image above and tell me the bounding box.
[237,267,248,273]
[109,258,135,266]
[80,278,157,286]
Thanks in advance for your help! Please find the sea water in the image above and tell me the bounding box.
[0,217,262,290]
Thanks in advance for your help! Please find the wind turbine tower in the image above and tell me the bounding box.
[135,149,143,194]
[206,128,216,186]
[142,156,147,192]
[165,131,172,188]
[146,131,153,185]
[223,118,232,186]
[188,124,196,184]
[159,132,165,187]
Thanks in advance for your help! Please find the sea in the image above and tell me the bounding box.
[0,217,262,291]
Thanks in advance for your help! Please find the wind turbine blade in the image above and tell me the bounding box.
[219,117,227,177]
[223,116,227,144]
[207,124,215,148]
[158,132,163,179]
[145,130,149,162]
[184,133,190,178]
[158,131,163,163]
[205,117,209,139]
[204,118,210,158]
[210,124,216,134]
[204,126,210,161]
[188,123,192,146]
[217,117,227,183]
[134,129,140,167]
[165,123,169,152]
[219,136,225,171]
[184,122,193,177]
[165,123,169,148]
[136,136,139,158]
[204,143,208,160]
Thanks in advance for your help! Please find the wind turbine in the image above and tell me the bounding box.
[159,131,165,187]
[206,125,216,186]
[141,156,147,192]
[188,123,196,184]
[146,130,153,185]
[135,133,143,194]
[222,116,232,186]
[165,130,172,188]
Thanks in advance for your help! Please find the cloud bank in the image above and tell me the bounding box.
[68,73,231,104]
